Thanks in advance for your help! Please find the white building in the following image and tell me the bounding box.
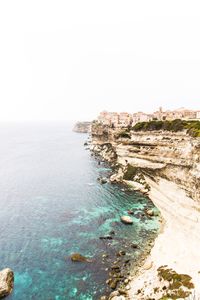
[196,111,200,119]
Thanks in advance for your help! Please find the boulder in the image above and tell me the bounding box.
[146,209,154,217]
[120,216,133,225]
[131,243,138,249]
[109,278,120,290]
[0,268,14,298]
[109,291,119,298]
[143,260,153,270]
[70,253,93,263]
[111,265,120,270]
[124,278,129,284]
[117,289,128,296]
[110,296,125,300]
[100,178,107,184]
[97,177,107,184]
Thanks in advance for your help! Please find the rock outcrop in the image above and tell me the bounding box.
[73,122,91,133]
[0,268,14,298]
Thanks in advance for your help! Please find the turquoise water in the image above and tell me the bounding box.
[0,122,159,300]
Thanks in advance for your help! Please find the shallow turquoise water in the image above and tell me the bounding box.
[0,122,159,300]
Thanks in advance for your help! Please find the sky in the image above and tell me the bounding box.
[0,0,200,122]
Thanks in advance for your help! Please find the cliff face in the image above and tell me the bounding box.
[91,123,200,298]
[91,123,200,202]
[73,122,91,133]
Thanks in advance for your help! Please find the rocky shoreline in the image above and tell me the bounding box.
[88,123,200,300]
[86,142,160,300]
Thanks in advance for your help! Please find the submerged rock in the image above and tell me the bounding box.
[0,268,14,298]
[99,236,113,240]
[70,253,93,263]
[109,230,115,235]
[116,250,126,257]
[120,216,133,225]
[131,243,138,249]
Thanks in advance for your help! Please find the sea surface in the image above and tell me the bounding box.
[0,122,159,300]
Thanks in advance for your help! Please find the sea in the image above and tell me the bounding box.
[0,122,159,300]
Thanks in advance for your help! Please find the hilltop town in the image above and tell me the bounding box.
[98,107,200,128]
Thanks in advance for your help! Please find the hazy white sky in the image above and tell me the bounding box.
[0,0,200,121]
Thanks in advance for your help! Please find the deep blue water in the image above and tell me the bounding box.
[0,122,159,300]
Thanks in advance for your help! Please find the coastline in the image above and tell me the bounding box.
[89,147,160,300]
[89,124,200,299]
[90,146,200,299]
[128,177,200,299]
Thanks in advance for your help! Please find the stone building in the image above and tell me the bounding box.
[132,112,152,125]
[98,111,112,126]
[109,112,119,127]
[118,112,132,127]
[152,107,198,121]
[97,107,200,128]
[98,111,132,127]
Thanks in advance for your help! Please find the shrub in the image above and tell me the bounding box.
[116,131,131,139]
[132,119,200,137]
[123,165,137,180]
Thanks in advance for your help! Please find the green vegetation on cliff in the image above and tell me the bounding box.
[123,164,137,180]
[115,130,131,139]
[157,266,194,299]
[132,119,200,137]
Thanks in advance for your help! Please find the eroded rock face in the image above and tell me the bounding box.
[91,123,200,203]
[0,268,14,298]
